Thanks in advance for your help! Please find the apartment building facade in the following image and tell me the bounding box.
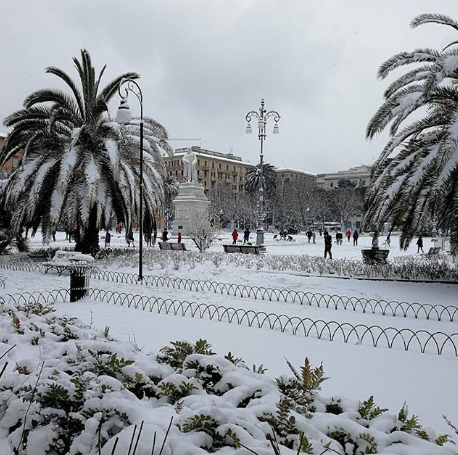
[316,165,371,190]
[275,167,317,190]
[163,146,254,195]
[0,133,21,178]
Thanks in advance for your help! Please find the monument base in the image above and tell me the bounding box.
[172,182,210,235]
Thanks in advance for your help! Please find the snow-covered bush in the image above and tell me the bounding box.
[0,297,456,454]
[2,249,456,282]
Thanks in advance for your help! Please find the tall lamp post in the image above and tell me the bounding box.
[245,99,280,252]
[117,78,144,281]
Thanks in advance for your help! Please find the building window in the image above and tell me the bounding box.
[219,163,221,169]
[212,162,214,168]
[205,160,207,166]
[181,170,183,176]
[198,159,200,165]
[226,165,229,170]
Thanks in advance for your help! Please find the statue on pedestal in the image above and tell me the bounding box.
[182,147,198,183]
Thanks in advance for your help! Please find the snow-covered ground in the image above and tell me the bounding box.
[33,229,433,260]
[1,230,457,438]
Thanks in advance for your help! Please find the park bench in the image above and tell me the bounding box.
[158,242,188,251]
[426,247,441,256]
[42,251,95,275]
[223,244,260,255]
[28,252,51,261]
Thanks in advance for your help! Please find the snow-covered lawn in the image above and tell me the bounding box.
[1,231,457,454]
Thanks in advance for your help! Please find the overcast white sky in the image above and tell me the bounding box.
[1,0,457,173]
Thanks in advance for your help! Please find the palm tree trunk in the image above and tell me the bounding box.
[75,208,100,256]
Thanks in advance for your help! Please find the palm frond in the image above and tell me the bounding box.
[411,13,458,32]
[377,48,440,80]
[45,66,85,115]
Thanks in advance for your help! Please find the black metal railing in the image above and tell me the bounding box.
[3,289,456,356]
[1,258,457,322]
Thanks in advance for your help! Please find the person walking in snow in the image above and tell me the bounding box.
[178,232,182,243]
[353,229,359,246]
[346,229,351,242]
[416,235,424,253]
[232,228,238,244]
[324,230,333,259]
[126,230,135,247]
[306,229,313,242]
[105,230,111,248]
[243,227,250,243]
[336,231,343,245]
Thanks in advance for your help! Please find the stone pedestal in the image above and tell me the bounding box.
[172,182,210,234]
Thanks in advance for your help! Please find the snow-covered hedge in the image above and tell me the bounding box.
[2,249,457,282]
[0,299,456,454]
[140,250,458,282]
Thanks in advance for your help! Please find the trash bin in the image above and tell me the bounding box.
[69,265,91,302]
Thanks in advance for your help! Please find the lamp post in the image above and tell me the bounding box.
[245,99,280,252]
[117,78,144,282]
[165,209,170,231]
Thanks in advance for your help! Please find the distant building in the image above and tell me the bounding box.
[163,146,253,195]
[0,132,21,178]
[275,167,317,190]
[316,165,371,190]
[0,133,22,178]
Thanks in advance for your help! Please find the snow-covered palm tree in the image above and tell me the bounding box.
[245,163,277,198]
[0,49,173,254]
[365,14,458,253]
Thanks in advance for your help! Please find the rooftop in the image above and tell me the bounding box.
[275,167,317,177]
[170,146,254,166]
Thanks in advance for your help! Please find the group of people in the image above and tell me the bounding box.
[232,227,251,245]
[160,230,182,243]
[305,230,316,243]
[322,229,360,259]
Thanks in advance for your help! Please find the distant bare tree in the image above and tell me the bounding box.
[330,188,364,229]
[185,215,217,252]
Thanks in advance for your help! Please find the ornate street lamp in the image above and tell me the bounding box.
[245,99,280,252]
[117,78,144,281]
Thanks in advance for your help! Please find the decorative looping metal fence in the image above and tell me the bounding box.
[0,289,70,305]
[2,289,457,356]
[89,269,458,322]
[1,259,457,322]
